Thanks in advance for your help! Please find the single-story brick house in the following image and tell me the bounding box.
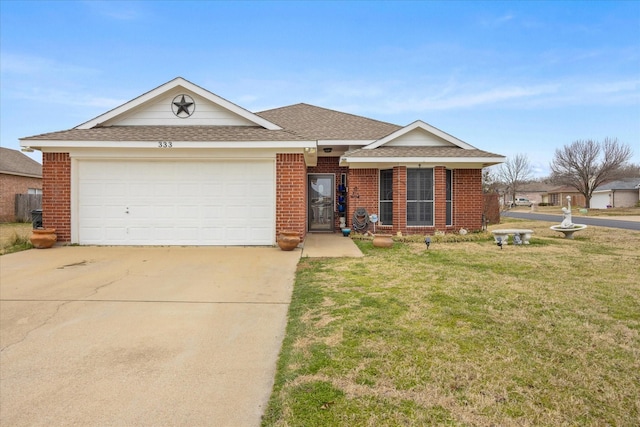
[0,147,42,222]
[20,77,504,246]
[590,178,640,209]
[543,186,587,208]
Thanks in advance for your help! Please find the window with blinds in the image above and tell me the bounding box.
[407,168,434,226]
[379,169,393,225]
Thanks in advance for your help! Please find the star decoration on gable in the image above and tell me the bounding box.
[171,94,195,117]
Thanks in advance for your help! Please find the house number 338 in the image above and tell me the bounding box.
[158,141,173,148]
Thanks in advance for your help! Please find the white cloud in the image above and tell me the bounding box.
[588,79,640,94]
[479,12,515,28]
[0,53,99,76]
[10,88,125,110]
[81,1,141,21]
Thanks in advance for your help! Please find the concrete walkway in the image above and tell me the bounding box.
[301,233,364,258]
[0,246,300,427]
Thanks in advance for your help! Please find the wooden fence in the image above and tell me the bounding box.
[14,194,42,223]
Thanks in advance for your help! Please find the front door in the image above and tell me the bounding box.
[308,174,334,231]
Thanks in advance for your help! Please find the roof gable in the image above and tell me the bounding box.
[364,120,476,150]
[76,77,282,130]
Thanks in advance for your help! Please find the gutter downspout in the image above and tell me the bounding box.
[611,190,615,208]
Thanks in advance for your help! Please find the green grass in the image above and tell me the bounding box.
[262,222,640,426]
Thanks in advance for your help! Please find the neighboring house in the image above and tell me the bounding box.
[543,186,587,208]
[590,178,640,209]
[498,182,556,207]
[514,182,557,205]
[0,147,42,222]
[20,77,505,246]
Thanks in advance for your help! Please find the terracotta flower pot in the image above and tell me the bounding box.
[372,234,394,248]
[278,230,300,251]
[30,228,57,249]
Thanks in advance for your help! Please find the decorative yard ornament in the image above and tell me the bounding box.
[352,207,370,232]
[172,94,195,117]
[550,195,587,239]
[369,214,378,233]
[513,233,522,245]
[425,236,431,249]
[560,196,574,228]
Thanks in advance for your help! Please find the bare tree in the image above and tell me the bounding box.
[617,162,640,178]
[482,167,500,193]
[495,154,533,207]
[550,138,633,208]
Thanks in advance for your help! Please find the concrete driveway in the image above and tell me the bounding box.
[0,246,300,426]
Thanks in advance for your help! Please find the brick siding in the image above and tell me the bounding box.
[38,150,486,243]
[42,153,71,241]
[276,153,307,241]
[349,166,484,235]
[0,174,42,222]
[452,169,483,231]
[346,168,379,232]
[390,166,407,231]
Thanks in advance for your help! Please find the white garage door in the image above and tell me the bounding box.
[77,160,275,245]
[590,192,609,209]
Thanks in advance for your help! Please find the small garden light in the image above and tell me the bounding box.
[496,236,503,249]
[425,237,431,249]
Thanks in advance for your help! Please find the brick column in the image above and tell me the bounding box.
[276,153,307,240]
[434,166,447,231]
[42,153,71,242]
[392,166,407,234]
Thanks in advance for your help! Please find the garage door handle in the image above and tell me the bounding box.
[125,208,129,214]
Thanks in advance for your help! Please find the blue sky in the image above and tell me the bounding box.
[1,0,639,177]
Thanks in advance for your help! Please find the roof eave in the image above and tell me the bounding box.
[0,170,42,178]
[20,139,316,150]
[317,139,376,146]
[340,156,506,167]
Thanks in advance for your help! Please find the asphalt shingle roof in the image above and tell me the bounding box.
[0,147,42,177]
[22,103,400,142]
[595,178,640,191]
[20,102,504,162]
[257,103,401,140]
[21,126,307,142]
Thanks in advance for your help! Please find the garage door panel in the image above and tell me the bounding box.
[251,205,272,217]
[203,205,224,219]
[78,160,274,245]
[202,183,224,197]
[176,205,200,218]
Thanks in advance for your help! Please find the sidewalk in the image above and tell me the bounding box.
[573,215,640,222]
[301,233,364,258]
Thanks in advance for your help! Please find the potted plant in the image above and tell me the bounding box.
[277,230,300,251]
[30,228,57,249]
[372,234,393,248]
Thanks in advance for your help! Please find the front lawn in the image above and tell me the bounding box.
[263,220,640,426]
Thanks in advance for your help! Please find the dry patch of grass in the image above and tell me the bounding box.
[512,205,640,217]
[263,220,640,426]
[0,223,33,255]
